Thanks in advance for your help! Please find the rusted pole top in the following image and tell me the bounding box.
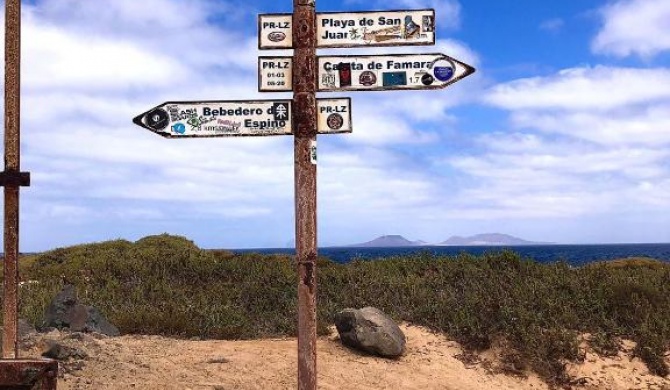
[292,0,318,389]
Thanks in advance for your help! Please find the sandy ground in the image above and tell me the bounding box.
[14,324,670,390]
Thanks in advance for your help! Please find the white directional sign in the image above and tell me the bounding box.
[259,9,435,49]
[259,53,475,92]
[133,99,351,138]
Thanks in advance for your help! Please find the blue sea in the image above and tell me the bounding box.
[233,243,670,266]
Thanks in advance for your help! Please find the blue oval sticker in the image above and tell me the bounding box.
[433,66,454,82]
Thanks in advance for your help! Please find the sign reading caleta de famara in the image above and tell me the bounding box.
[259,53,475,92]
[133,99,352,138]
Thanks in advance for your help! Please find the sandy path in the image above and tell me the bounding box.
[16,324,670,390]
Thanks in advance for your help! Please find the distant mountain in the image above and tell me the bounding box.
[439,233,551,246]
[349,235,425,247]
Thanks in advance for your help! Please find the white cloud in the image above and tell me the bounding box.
[485,66,670,111]
[18,0,258,94]
[592,0,670,58]
[23,23,189,91]
[458,61,670,224]
[444,134,670,218]
[511,104,670,146]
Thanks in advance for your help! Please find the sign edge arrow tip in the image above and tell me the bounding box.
[132,112,148,130]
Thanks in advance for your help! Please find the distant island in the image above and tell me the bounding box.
[347,235,425,247]
[346,233,552,247]
[438,233,552,246]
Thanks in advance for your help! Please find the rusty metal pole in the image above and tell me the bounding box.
[292,0,317,389]
[2,0,24,360]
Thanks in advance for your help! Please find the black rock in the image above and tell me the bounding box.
[334,307,406,358]
[44,284,120,336]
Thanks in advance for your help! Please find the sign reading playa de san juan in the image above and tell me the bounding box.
[259,53,475,92]
[258,9,435,49]
[133,98,352,138]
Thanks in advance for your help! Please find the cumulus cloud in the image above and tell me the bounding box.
[444,133,670,219]
[592,0,670,58]
[485,66,670,112]
[511,105,670,146]
[457,60,670,227]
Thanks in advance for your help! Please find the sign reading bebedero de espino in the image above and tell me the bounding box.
[133,99,352,138]
[259,53,475,92]
[258,9,435,49]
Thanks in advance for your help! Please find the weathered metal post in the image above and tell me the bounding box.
[1,0,29,359]
[0,3,57,387]
[292,0,318,389]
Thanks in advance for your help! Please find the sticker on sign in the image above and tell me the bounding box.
[258,9,435,49]
[133,99,351,138]
[258,53,475,92]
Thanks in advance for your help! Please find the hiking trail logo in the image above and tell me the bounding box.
[271,103,289,121]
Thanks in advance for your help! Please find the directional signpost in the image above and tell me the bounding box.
[259,53,475,92]
[134,1,474,389]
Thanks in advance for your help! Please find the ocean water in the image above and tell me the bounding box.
[233,243,670,266]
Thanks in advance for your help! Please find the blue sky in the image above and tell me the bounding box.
[4,0,670,250]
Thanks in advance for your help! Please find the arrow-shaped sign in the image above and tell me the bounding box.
[259,9,435,49]
[259,53,475,92]
[133,98,352,138]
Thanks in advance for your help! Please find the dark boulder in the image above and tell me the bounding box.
[334,307,406,358]
[44,284,120,336]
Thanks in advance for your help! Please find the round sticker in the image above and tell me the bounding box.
[421,73,434,85]
[432,61,455,82]
[144,108,169,130]
[359,71,377,86]
[327,113,344,130]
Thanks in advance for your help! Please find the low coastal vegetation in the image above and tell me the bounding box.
[2,234,669,386]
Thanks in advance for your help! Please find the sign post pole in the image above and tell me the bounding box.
[1,0,30,360]
[292,1,318,389]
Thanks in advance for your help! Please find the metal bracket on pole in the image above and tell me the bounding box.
[0,171,30,187]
